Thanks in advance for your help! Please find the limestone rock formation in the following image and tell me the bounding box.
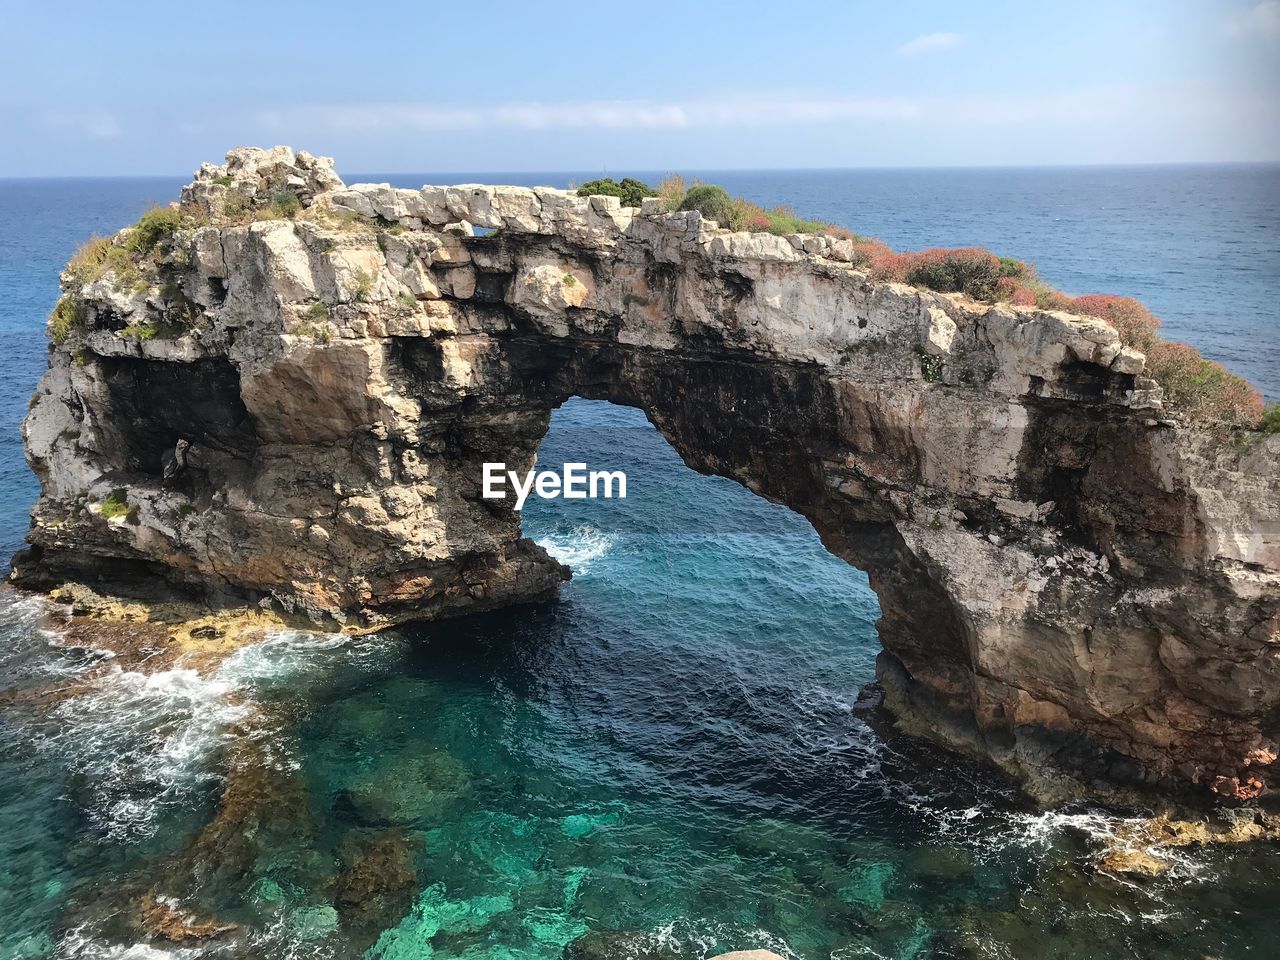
[12,147,1280,804]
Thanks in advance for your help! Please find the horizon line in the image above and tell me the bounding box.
[2,158,1279,182]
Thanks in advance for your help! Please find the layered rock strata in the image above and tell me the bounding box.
[12,147,1280,802]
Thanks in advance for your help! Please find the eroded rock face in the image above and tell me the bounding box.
[12,147,1280,803]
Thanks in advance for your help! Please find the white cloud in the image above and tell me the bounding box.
[44,110,121,139]
[261,96,923,133]
[1224,1,1280,38]
[205,82,1278,167]
[898,32,963,56]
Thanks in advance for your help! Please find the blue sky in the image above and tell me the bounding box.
[2,0,1278,175]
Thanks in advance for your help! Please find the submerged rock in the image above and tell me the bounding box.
[1094,848,1169,878]
[564,928,681,960]
[334,828,422,933]
[288,904,340,940]
[12,145,1280,806]
[138,893,237,942]
[367,883,516,957]
[838,861,896,909]
[343,751,471,826]
[1092,809,1280,877]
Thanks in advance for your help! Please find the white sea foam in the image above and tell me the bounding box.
[0,589,59,635]
[45,663,249,840]
[0,591,94,680]
[999,808,1211,881]
[836,714,1218,895]
[536,525,616,575]
[59,923,204,959]
[648,919,799,959]
[35,629,355,843]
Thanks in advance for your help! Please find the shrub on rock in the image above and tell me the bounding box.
[679,184,736,225]
[48,296,84,344]
[1259,404,1280,435]
[1064,295,1161,351]
[127,205,185,256]
[576,177,655,207]
[1144,341,1263,428]
[904,248,1004,301]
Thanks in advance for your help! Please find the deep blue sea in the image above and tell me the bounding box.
[0,166,1277,959]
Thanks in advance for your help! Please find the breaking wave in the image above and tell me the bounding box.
[536,525,616,576]
[29,623,355,842]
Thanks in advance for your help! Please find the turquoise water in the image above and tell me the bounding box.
[1,167,1279,958]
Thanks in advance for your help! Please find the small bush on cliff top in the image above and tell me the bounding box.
[127,205,184,255]
[576,177,656,207]
[904,248,1004,302]
[217,185,307,224]
[577,178,624,201]
[222,190,251,220]
[67,235,112,284]
[651,177,1264,429]
[657,177,864,239]
[655,175,688,212]
[999,256,1031,279]
[1260,404,1280,435]
[733,202,838,236]
[679,184,736,225]
[66,234,146,292]
[1061,295,1161,351]
[264,189,302,219]
[1143,341,1263,427]
[49,296,85,344]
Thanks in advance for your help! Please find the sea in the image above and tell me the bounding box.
[0,165,1277,959]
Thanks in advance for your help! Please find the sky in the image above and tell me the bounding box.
[2,0,1278,176]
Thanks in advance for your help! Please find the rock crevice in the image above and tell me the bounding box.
[12,147,1280,803]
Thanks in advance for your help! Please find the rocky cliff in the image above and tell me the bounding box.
[12,147,1280,804]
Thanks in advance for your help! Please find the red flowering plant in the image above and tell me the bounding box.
[1062,295,1161,350]
[848,241,909,280]
[652,177,1266,430]
[844,242,1262,428]
[1143,341,1263,427]
[995,277,1037,306]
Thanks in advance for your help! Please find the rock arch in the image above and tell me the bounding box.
[13,147,1280,803]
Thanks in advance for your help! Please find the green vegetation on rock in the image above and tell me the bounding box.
[267,190,302,219]
[99,488,132,520]
[67,234,145,291]
[904,248,1003,302]
[223,190,250,220]
[119,322,160,340]
[127,206,185,256]
[575,177,655,207]
[48,296,85,344]
[677,184,736,224]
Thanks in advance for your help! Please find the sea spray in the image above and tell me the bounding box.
[534,525,616,576]
[11,611,357,843]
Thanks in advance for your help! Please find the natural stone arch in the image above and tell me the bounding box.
[13,147,1279,804]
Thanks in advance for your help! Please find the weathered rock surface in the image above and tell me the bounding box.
[11,147,1280,804]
